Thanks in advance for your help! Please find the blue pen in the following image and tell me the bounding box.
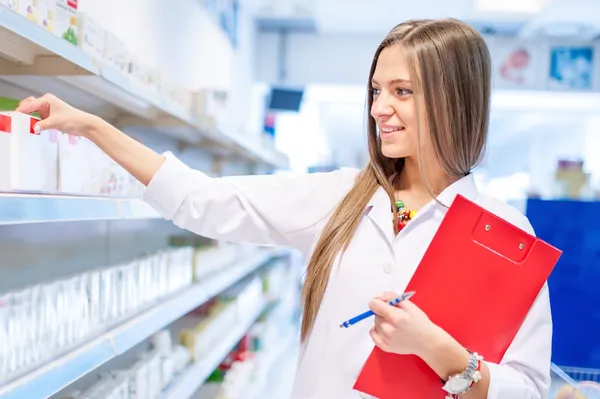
[339,291,416,328]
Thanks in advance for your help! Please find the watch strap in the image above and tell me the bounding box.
[442,350,483,398]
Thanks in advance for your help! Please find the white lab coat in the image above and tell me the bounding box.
[143,152,552,399]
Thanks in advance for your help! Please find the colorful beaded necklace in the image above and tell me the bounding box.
[394,200,416,233]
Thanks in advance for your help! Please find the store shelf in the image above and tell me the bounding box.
[0,249,281,399]
[0,193,161,225]
[0,7,288,169]
[245,333,296,399]
[159,299,269,399]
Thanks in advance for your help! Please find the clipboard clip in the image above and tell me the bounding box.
[472,215,534,264]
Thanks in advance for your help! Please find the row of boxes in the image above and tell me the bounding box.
[0,1,237,140]
[0,111,144,196]
[0,0,195,112]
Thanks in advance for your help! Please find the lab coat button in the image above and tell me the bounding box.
[382,262,394,274]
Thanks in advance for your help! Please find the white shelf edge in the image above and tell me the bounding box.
[0,7,289,170]
[159,299,269,399]
[0,249,281,399]
[0,193,161,225]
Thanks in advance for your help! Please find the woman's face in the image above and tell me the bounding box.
[370,44,429,160]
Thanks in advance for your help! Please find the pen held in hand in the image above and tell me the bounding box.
[339,291,416,329]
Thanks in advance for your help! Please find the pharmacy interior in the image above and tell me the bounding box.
[0,0,600,399]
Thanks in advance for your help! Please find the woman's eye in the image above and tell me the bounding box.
[396,88,412,96]
[371,88,381,97]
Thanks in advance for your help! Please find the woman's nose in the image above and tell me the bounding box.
[370,95,394,119]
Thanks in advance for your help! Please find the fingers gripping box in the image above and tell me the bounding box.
[0,112,59,193]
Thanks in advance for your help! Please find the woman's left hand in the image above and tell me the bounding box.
[368,292,443,357]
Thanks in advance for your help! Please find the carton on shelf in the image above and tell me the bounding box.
[0,0,18,11]
[192,89,229,124]
[554,159,589,199]
[57,133,93,194]
[0,112,58,193]
[53,0,78,46]
[77,13,106,59]
[17,0,37,22]
[104,32,128,72]
[37,0,54,32]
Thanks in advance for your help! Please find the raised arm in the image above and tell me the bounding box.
[16,94,358,253]
[17,94,166,186]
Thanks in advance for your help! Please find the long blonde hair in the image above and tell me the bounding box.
[301,18,491,341]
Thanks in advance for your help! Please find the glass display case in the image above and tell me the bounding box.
[550,363,600,399]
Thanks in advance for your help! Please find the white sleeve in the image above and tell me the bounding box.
[486,213,553,399]
[142,152,359,254]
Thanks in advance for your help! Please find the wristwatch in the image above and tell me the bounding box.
[442,350,483,398]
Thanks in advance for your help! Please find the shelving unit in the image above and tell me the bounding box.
[244,333,296,399]
[0,193,160,225]
[0,5,297,399]
[0,6,288,170]
[159,299,269,399]
[0,249,282,399]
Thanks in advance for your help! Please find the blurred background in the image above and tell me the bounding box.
[0,0,599,398]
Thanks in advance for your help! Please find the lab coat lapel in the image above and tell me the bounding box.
[365,188,395,245]
[363,174,479,246]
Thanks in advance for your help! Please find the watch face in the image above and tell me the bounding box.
[447,377,470,393]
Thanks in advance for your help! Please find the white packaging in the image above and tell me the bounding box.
[17,0,36,22]
[160,356,175,389]
[104,33,128,72]
[53,0,78,46]
[36,0,54,32]
[57,133,91,194]
[144,351,162,398]
[128,360,149,399]
[151,330,172,357]
[77,13,106,59]
[1,0,18,11]
[193,245,238,281]
[0,112,58,193]
[171,345,191,373]
[192,89,229,123]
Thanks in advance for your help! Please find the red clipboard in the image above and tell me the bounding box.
[353,194,562,399]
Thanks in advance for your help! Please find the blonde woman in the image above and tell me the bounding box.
[17,18,551,399]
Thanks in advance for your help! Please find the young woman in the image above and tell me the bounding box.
[16,18,550,399]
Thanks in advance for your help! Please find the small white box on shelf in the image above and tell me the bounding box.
[53,0,78,46]
[77,13,106,59]
[104,33,128,72]
[163,82,193,112]
[0,112,58,193]
[126,53,143,82]
[17,0,37,22]
[57,133,91,194]
[192,89,229,121]
[0,0,18,11]
[36,0,54,32]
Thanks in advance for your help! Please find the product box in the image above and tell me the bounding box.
[77,13,106,59]
[0,112,59,193]
[192,89,229,119]
[0,0,18,11]
[36,0,54,32]
[17,0,36,22]
[104,32,128,72]
[162,81,193,112]
[57,133,92,194]
[53,0,78,46]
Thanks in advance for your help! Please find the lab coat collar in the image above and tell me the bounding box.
[365,173,479,243]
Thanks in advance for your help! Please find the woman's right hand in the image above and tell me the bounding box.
[15,94,101,137]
